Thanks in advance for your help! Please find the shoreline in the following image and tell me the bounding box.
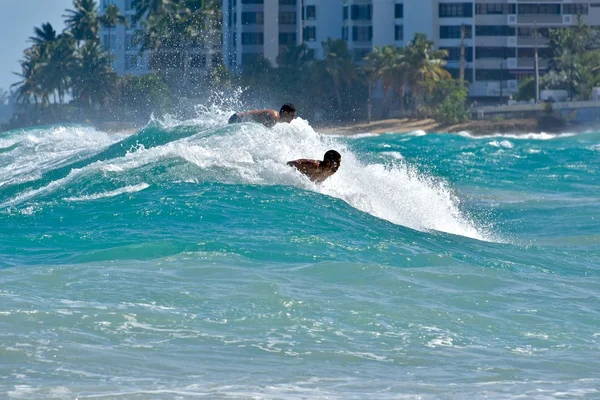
[316,117,565,136]
[35,116,593,137]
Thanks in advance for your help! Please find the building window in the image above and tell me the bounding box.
[439,3,473,18]
[518,47,552,58]
[440,25,472,39]
[353,48,371,62]
[447,67,473,82]
[304,26,316,41]
[475,4,516,15]
[351,5,372,20]
[517,27,550,38]
[475,47,516,59]
[440,47,473,62]
[517,4,560,15]
[306,5,316,20]
[242,12,264,24]
[125,33,133,50]
[279,0,296,4]
[242,0,264,3]
[279,32,297,45]
[343,6,348,20]
[563,3,589,15]
[395,25,404,41]
[342,26,348,40]
[279,12,296,24]
[242,53,262,65]
[352,26,372,41]
[125,54,139,70]
[475,25,515,36]
[242,32,264,45]
[395,4,403,18]
[475,69,513,81]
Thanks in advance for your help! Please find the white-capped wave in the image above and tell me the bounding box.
[102,117,490,240]
[2,115,493,241]
[64,183,150,202]
[459,131,575,140]
[0,125,127,187]
[489,140,514,149]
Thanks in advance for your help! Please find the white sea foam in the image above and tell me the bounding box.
[64,183,150,202]
[0,125,126,187]
[1,114,493,241]
[131,116,491,240]
[489,140,514,149]
[459,131,575,140]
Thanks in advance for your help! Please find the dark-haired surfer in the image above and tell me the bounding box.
[287,150,342,183]
[228,103,297,128]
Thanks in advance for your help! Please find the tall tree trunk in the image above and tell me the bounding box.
[108,27,111,56]
[335,85,342,111]
[399,82,406,116]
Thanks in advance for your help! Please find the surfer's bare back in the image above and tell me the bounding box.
[228,103,296,128]
[287,150,342,183]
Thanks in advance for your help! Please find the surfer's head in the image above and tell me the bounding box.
[323,150,341,172]
[279,103,296,123]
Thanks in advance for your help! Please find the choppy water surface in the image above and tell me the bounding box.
[1,114,599,399]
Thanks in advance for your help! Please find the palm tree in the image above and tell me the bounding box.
[403,33,450,112]
[137,0,221,90]
[26,23,76,105]
[364,45,401,116]
[319,38,357,111]
[71,40,117,108]
[12,46,45,107]
[100,4,128,56]
[44,34,77,104]
[132,0,171,23]
[29,23,59,47]
[0,88,9,105]
[63,0,101,45]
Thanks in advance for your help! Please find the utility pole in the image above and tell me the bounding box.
[367,82,372,124]
[500,60,504,101]
[534,22,540,103]
[460,23,466,84]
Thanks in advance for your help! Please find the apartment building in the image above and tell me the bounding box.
[340,0,600,98]
[302,0,344,59]
[222,0,303,70]
[99,0,149,75]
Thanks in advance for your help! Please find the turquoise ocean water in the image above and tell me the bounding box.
[1,113,599,399]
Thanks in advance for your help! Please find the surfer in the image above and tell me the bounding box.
[228,103,297,128]
[287,150,342,183]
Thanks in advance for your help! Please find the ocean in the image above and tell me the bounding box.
[1,113,599,399]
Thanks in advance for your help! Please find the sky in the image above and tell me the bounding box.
[0,0,74,92]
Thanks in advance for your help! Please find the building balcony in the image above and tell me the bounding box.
[517,36,549,47]
[515,58,549,69]
[517,15,563,25]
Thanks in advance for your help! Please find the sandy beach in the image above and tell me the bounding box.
[318,117,544,136]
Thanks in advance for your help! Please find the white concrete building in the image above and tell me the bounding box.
[222,0,303,70]
[341,0,600,98]
[302,0,344,59]
[99,0,149,76]
[222,0,600,98]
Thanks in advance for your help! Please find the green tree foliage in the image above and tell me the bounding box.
[63,0,101,44]
[0,88,9,105]
[425,78,470,124]
[547,16,600,100]
[135,0,221,92]
[514,77,535,102]
[121,74,172,119]
[71,41,118,108]
[100,4,128,54]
